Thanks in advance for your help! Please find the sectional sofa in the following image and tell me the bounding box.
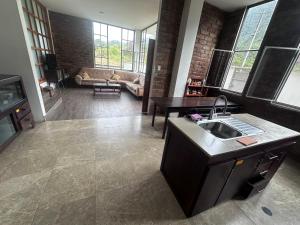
[75,67,144,97]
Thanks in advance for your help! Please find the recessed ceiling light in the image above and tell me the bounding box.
[99,11,104,14]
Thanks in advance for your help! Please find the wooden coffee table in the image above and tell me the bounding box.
[93,83,121,96]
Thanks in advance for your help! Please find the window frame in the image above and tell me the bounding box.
[221,0,278,95]
[21,0,54,80]
[272,46,300,111]
[138,22,157,74]
[93,21,135,71]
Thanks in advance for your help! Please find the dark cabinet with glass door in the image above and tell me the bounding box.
[0,75,34,152]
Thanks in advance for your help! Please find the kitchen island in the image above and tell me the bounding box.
[160,114,300,217]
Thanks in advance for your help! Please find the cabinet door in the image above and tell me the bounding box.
[216,152,264,204]
[192,160,235,216]
[161,124,208,217]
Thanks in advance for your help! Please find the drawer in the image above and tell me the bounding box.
[256,152,286,177]
[15,102,31,120]
[19,113,34,130]
[241,175,269,199]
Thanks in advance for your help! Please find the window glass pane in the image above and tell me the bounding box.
[37,5,43,19]
[101,58,108,66]
[94,35,100,47]
[277,54,300,107]
[123,51,133,70]
[223,0,277,93]
[26,0,33,13]
[236,0,277,51]
[93,22,135,70]
[101,48,107,58]
[93,23,100,35]
[95,47,101,57]
[101,36,107,47]
[95,57,101,66]
[122,29,128,40]
[43,37,48,49]
[27,33,35,47]
[30,17,36,31]
[40,23,46,35]
[122,40,128,51]
[128,31,134,41]
[224,51,258,93]
[39,35,44,49]
[24,12,31,28]
[101,24,107,36]
[108,26,121,68]
[32,1,38,17]
[33,33,39,47]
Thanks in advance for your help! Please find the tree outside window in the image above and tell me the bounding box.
[223,0,278,93]
[93,22,134,71]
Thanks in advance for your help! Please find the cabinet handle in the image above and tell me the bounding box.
[260,170,268,175]
[267,153,278,160]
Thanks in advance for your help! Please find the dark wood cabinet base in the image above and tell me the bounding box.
[161,122,297,217]
[0,75,34,152]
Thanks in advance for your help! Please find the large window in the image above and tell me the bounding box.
[138,23,157,73]
[21,0,53,80]
[93,22,134,70]
[223,0,277,93]
[276,49,300,108]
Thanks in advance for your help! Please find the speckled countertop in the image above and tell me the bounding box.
[168,114,300,157]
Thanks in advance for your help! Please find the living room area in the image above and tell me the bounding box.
[37,0,159,120]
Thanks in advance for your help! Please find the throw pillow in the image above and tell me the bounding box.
[133,77,140,84]
[82,72,90,80]
[111,74,121,80]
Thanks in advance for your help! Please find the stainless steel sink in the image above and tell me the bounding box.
[199,122,243,139]
[198,117,264,140]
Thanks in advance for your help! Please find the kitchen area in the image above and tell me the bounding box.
[159,96,300,217]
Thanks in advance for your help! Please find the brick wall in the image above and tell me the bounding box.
[49,11,94,76]
[188,3,224,80]
[150,0,185,97]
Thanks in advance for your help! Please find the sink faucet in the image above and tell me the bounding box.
[208,95,229,120]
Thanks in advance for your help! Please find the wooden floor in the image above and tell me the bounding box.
[46,87,143,121]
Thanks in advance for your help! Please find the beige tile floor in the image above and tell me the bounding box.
[0,116,300,225]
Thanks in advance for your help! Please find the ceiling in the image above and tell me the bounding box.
[41,0,264,30]
[206,0,264,12]
[40,0,160,30]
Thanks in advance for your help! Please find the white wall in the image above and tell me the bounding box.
[168,0,204,97]
[0,0,46,122]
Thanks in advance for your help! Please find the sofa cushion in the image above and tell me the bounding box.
[80,67,114,80]
[111,74,121,80]
[132,77,140,84]
[114,70,142,82]
[75,75,83,85]
[126,82,141,91]
[109,79,129,85]
[81,78,106,85]
[82,72,90,80]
